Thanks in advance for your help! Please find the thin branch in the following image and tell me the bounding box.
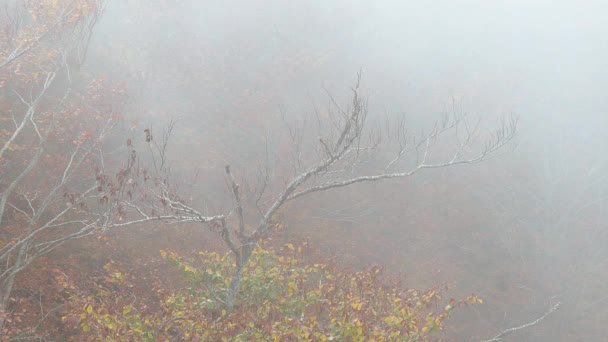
[0,72,56,161]
[0,1,78,70]
[478,302,561,342]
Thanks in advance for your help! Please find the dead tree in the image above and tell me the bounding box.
[100,74,517,309]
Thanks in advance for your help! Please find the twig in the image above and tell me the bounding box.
[478,302,561,342]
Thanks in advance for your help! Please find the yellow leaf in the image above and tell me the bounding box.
[86,304,93,314]
[384,316,401,325]
[288,281,298,294]
[351,302,363,311]
[286,243,294,251]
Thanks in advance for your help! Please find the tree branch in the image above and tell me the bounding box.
[478,302,561,342]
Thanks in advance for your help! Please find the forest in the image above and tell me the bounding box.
[1,0,607,341]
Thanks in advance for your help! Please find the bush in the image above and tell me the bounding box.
[61,243,480,341]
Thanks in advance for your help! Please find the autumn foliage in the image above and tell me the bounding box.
[2,1,520,341]
[60,240,481,341]
[0,1,120,339]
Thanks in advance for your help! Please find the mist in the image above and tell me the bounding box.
[92,1,608,340]
[3,0,607,340]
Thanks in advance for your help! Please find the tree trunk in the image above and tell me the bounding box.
[225,244,254,309]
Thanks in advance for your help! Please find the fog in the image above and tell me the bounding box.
[85,0,608,340]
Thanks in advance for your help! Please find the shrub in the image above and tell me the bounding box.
[61,243,480,341]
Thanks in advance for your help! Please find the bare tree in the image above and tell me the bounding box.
[100,74,517,309]
[0,0,108,335]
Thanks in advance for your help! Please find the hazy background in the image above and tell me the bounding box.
[85,1,608,340]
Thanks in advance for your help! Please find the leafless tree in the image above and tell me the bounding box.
[0,0,107,335]
[99,73,517,309]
